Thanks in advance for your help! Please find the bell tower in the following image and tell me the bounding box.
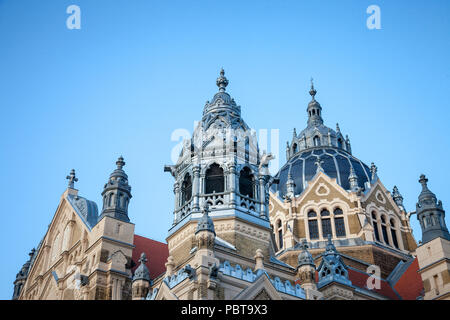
[100,156,132,222]
[164,69,277,266]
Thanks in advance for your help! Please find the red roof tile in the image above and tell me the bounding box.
[132,234,169,280]
[393,258,423,300]
[347,268,400,300]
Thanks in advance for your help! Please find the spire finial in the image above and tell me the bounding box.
[216,68,229,92]
[139,252,148,264]
[309,77,317,100]
[370,162,378,181]
[66,169,78,189]
[419,174,429,190]
[315,156,324,173]
[116,156,125,170]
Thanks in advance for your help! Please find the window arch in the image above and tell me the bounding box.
[205,163,224,194]
[292,143,298,154]
[308,210,319,240]
[380,215,389,244]
[320,209,332,238]
[334,207,346,237]
[277,220,283,250]
[337,138,343,149]
[239,167,254,198]
[181,173,192,205]
[390,219,399,249]
[314,136,321,147]
[108,193,114,207]
[371,212,381,242]
[245,137,250,163]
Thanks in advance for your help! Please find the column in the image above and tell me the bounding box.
[228,162,236,207]
[259,176,266,218]
[192,165,201,211]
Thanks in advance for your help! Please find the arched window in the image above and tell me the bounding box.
[372,212,380,242]
[337,138,343,149]
[181,173,192,205]
[245,137,250,163]
[334,208,346,237]
[308,210,319,240]
[108,193,114,207]
[390,219,399,249]
[381,215,389,245]
[239,167,254,198]
[314,136,321,147]
[277,220,283,250]
[205,163,224,194]
[292,143,298,154]
[321,209,332,238]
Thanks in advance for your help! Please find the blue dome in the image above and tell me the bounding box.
[271,147,371,198]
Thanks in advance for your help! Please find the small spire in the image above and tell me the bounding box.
[116,156,125,170]
[66,169,78,189]
[336,123,341,133]
[133,252,150,282]
[293,128,297,138]
[216,68,229,92]
[324,234,336,255]
[309,77,317,100]
[297,239,315,267]
[196,203,215,235]
[348,165,359,191]
[392,186,404,208]
[370,162,378,181]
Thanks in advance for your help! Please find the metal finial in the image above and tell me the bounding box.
[66,169,78,189]
[419,174,429,190]
[116,156,125,169]
[216,68,229,92]
[139,252,148,264]
[315,156,324,173]
[309,77,317,99]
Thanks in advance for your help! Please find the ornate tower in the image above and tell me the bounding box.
[306,79,323,127]
[100,156,132,222]
[415,175,450,300]
[164,69,276,267]
[416,175,450,243]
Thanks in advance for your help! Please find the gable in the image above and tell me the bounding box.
[233,273,282,300]
[294,174,354,212]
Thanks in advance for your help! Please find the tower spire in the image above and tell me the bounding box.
[306,79,323,127]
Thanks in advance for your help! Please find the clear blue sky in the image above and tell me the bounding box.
[1,0,449,299]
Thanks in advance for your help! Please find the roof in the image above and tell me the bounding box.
[393,257,424,300]
[271,147,371,199]
[347,267,401,300]
[132,235,169,280]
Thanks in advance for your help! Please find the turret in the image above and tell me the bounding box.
[12,248,35,300]
[132,252,151,300]
[307,79,323,127]
[296,240,317,291]
[416,174,450,244]
[100,156,132,222]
